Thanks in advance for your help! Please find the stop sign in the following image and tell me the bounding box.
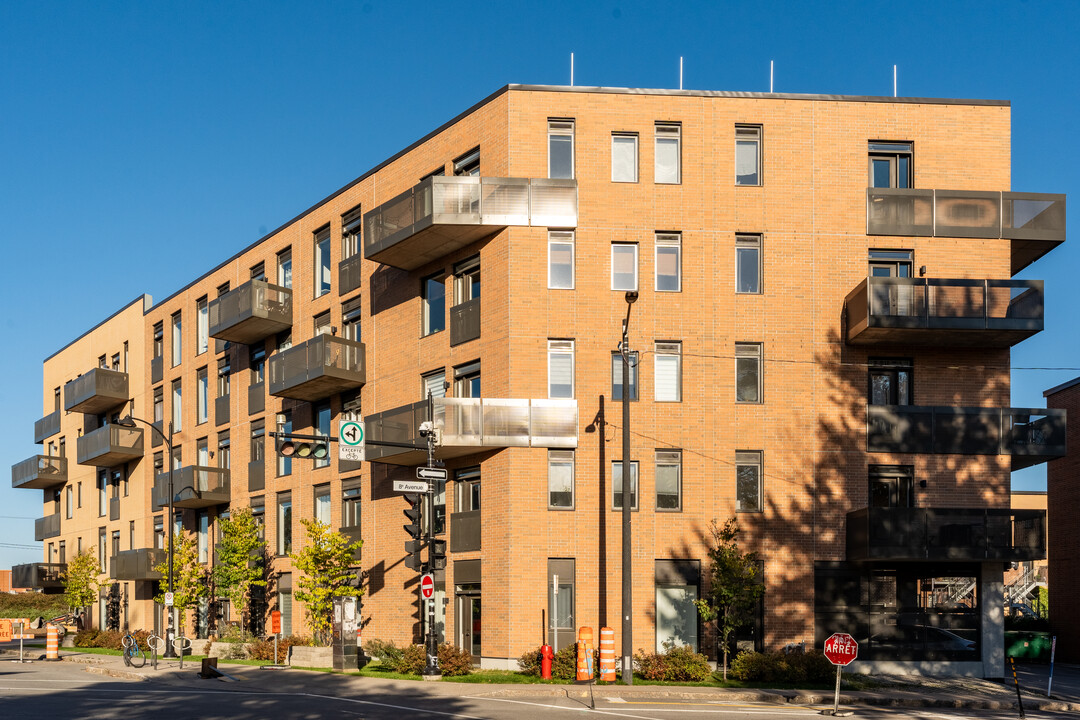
[420,573,435,599]
[823,632,858,666]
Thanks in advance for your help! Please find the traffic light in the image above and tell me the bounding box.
[403,494,424,570]
[275,433,330,459]
[430,538,447,571]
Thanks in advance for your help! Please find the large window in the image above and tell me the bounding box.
[171,379,183,431]
[654,342,682,402]
[869,358,913,406]
[548,450,574,509]
[655,123,681,184]
[548,119,574,179]
[153,386,164,425]
[655,232,681,292]
[612,461,639,511]
[196,367,208,424]
[735,343,762,403]
[655,560,699,652]
[171,312,182,367]
[422,273,446,335]
[611,351,639,401]
[736,234,761,294]
[611,243,638,291]
[548,230,575,289]
[314,227,331,297]
[735,125,762,186]
[611,133,638,182]
[548,339,574,399]
[277,492,292,555]
[869,141,912,189]
[655,450,682,511]
[736,451,762,512]
[196,296,208,355]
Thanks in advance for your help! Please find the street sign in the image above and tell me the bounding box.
[394,480,430,493]
[823,632,858,666]
[339,420,365,462]
[0,619,12,642]
[271,610,282,635]
[416,467,447,481]
[420,573,435,599]
[164,591,175,607]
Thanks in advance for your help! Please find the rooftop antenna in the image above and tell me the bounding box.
[893,65,897,97]
[679,56,683,90]
[571,52,574,87]
[770,60,774,93]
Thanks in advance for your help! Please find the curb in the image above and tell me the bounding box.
[83,665,149,682]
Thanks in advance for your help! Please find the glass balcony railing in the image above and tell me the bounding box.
[208,279,293,345]
[76,424,144,467]
[364,176,578,270]
[110,548,165,581]
[845,277,1043,347]
[154,466,230,509]
[64,367,129,415]
[12,455,67,490]
[12,562,66,589]
[34,409,61,444]
[268,335,366,402]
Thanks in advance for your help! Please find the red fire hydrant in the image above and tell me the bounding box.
[540,644,554,679]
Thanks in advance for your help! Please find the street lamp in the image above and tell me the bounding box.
[117,415,177,658]
[619,290,638,685]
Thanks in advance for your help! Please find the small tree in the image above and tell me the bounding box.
[290,519,362,644]
[153,532,209,635]
[63,549,101,621]
[695,517,764,681]
[212,507,266,629]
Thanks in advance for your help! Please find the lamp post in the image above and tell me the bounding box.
[118,415,177,658]
[620,290,638,685]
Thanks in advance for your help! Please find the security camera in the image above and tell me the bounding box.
[419,421,434,437]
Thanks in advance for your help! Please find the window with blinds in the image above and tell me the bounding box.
[655,232,681,292]
[655,450,681,510]
[548,339,574,398]
[735,124,762,186]
[654,342,682,402]
[548,450,574,509]
[548,230,575,289]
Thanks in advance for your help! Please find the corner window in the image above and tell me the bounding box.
[548,450,574,509]
[869,141,912,189]
[548,230,575,289]
[548,119,575,179]
[611,133,638,182]
[548,339,574,399]
[735,125,762,186]
[611,350,639,401]
[655,450,682,510]
[612,461,639,511]
[277,247,293,289]
[655,232,681,292]
[422,273,446,335]
[655,123,681,184]
[314,227,331,297]
[611,243,638,291]
[654,342,681,402]
[196,296,209,355]
[735,343,762,403]
[736,234,762,294]
[736,451,762,512]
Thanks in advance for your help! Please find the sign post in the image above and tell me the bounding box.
[822,632,858,716]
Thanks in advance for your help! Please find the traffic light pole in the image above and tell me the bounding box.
[422,393,441,677]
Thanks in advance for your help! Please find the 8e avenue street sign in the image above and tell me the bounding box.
[393,480,430,493]
[417,467,447,481]
[420,573,435,599]
[823,632,858,666]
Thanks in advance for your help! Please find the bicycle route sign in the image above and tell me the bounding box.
[339,420,365,462]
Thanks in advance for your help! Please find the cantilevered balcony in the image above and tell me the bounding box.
[847,507,1045,562]
[34,409,61,444]
[845,277,1043,347]
[268,335,366,402]
[866,188,1066,274]
[110,548,164,581]
[34,512,61,541]
[76,424,144,467]
[866,405,1066,470]
[153,466,230,509]
[366,397,578,466]
[64,368,129,415]
[208,279,293,345]
[12,455,67,490]
[12,562,66,590]
[364,176,578,271]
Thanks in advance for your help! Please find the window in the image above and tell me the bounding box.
[276,330,291,352]
[98,354,107,368]
[735,343,762,403]
[217,357,230,398]
[422,273,446,335]
[65,486,73,519]
[654,342,682,402]
[314,402,331,469]
[454,360,481,398]
[171,445,182,471]
[548,558,576,650]
[111,353,120,371]
[342,485,361,529]
[548,340,574,398]
[453,256,480,305]
[277,492,292,555]
[611,351,639,401]
[612,461,639,510]
[611,133,638,182]
[198,512,209,563]
[869,358,912,406]
[171,379,183,431]
[277,411,292,477]
[342,297,362,341]
[611,243,638,291]
[453,147,480,176]
[422,369,446,400]
[869,464,914,508]
[548,119,574,179]
[251,497,265,541]
[250,345,265,385]
[655,123,681,184]
[342,205,363,259]
[98,529,107,575]
[736,234,762,293]
[153,386,164,424]
[196,296,208,355]
[153,322,163,360]
[277,247,292,289]
[869,249,913,278]
[548,230,575,289]
[457,466,481,511]
[217,431,230,470]
[196,367,208,424]
[250,261,266,281]
[735,125,761,186]
[76,479,81,507]
[655,560,699,652]
[548,450,574,509]
[97,470,107,516]
[314,228,331,296]
[314,485,331,526]
[171,312,182,366]
[869,141,912,189]
[432,479,446,535]
[736,451,762,512]
[154,515,164,549]
[251,420,265,463]
[655,450,682,510]
[197,437,209,466]
[655,232,681,292]
[314,311,331,336]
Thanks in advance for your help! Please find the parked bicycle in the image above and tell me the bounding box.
[121,631,146,668]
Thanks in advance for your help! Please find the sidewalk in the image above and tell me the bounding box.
[8,646,1080,714]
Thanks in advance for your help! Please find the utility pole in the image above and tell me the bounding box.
[620,290,638,684]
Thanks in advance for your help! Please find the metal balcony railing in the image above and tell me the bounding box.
[208,279,293,344]
[450,297,481,346]
[11,455,67,490]
[268,335,366,402]
[12,562,66,589]
[339,253,363,296]
[34,409,61,444]
[110,548,165,581]
[449,510,481,553]
[34,512,61,541]
[76,424,144,467]
[64,368,129,415]
[154,466,230,509]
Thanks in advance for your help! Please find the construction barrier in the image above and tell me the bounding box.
[599,626,616,681]
[576,626,594,681]
[45,625,59,660]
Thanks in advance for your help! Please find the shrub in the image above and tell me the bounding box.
[437,643,473,677]
[363,638,404,666]
[71,628,151,651]
[634,644,710,682]
[728,650,834,684]
[518,644,600,680]
[395,644,427,674]
[248,634,313,663]
[517,647,542,675]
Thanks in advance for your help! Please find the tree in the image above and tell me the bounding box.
[212,507,266,629]
[290,519,362,644]
[63,549,101,621]
[153,532,209,635]
[695,517,764,681]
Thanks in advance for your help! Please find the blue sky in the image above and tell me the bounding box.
[2,0,1078,569]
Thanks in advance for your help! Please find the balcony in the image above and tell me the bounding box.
[866,188,1066,274]
[449,510,481,553]
[76,424,144,467]
[12,562,66,590]
[110,548,165,581]
[11,455,67,490]
[208,279,292,345]
[268,335,366,402]
[64,368,129,415]
[34,410,61,444]
[366,397,578,466]
[364,176,578,271]
[450,298,481,346]
[154,466,230,509]
[847,507,1045,562]
[34,512,61,541]
[339,253,363,296]
[845,277,1043,347]
[866,405,1066,470]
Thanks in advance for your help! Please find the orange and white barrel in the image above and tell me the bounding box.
[45,625,59,660]
[599,626,616,681]
[576,626,594,681]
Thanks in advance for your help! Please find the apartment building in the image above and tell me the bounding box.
[12,84,1066,678]
[1044,377,1079,662]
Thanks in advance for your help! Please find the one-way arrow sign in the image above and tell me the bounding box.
[416,467,447,481]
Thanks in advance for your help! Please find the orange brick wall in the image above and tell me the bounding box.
[1046,381,1080,662]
